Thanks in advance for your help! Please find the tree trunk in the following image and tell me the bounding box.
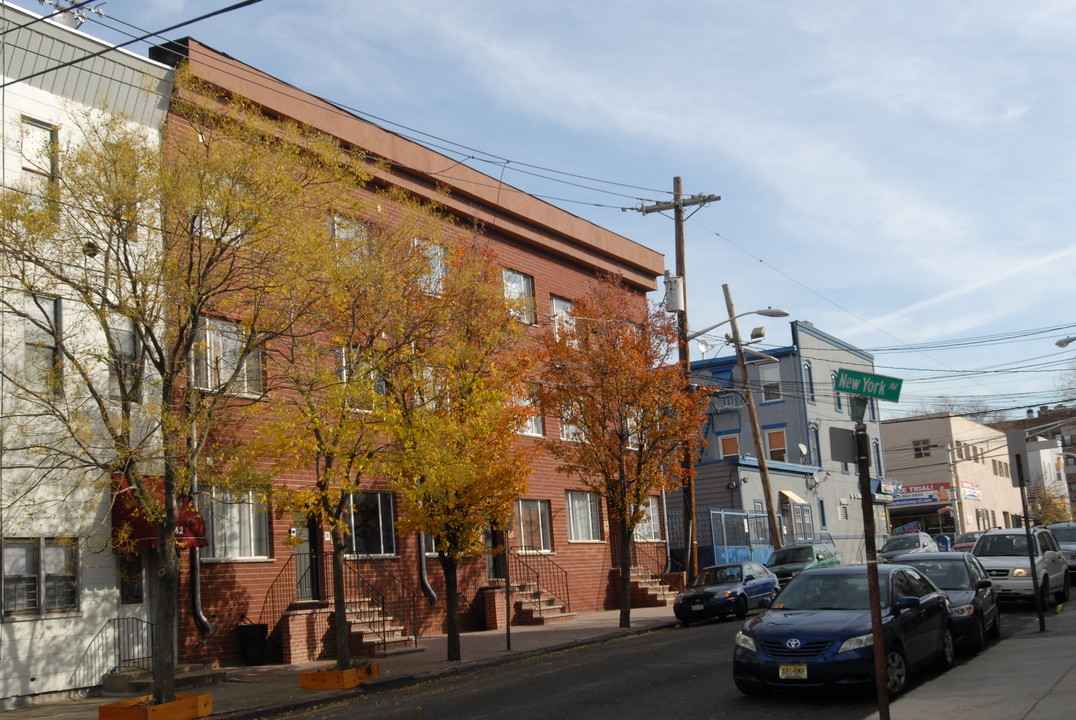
[151,533,179,705]
[618,525,634,628]
[331,529,351,670]
[439,553,461,661]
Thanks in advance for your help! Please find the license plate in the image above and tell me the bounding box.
[691,604,704,612]
[779,664,808,680]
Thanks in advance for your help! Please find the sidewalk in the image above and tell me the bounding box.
[866,604,1076,720]
[7,605,679,720]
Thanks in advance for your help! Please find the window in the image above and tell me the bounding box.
[110,326,142,403]
[566,491,602,542]
[809,424,821,466]
[839,504,849,521]
[759,363,781,402]
[2,537,78,615]
[334,346,387,410]
[719,434,740,458]
[415,239,445,295]
[912,439,931,459]
[551,297,573,339]
[634,498,661,540]
[117,551,144,605]
[955,441,965,460]
[329,213,368,245]
[832,372,842,412]
[24,294,62,394]
[802,361,815,403]
[193,318,264,395]
[873,439,883,477]
[766,429,787,462]
[21,117,58,196]
[518,390,544,437]
[517,499,552,552]
[346,491,395,556]
[205,490,269,559]
[818,499,827,529]
[503,269,536,324]
[560,402,585,442]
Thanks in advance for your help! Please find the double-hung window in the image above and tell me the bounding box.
[518,390,544,437]
[334,346,386,410]
[551,297,573,339]
[566,491,602,542]
[633,498,661,541]
[759,363,781,402]
[2,537,78,616]
[21,117,58,199]
[766,429,787,462]
[415,239,445,295]
[831,371,842,412]
[517,499,551,552]
[719,433,740,459]
[193,318,264,395]
[503,269,536,324]
[110,325,142,403]
[204,489,269,559]
[346,492,396,556]
[25,294,62,395]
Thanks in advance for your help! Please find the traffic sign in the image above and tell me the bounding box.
[834,369,902,403]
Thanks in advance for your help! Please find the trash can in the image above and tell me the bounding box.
[237,623,268,666]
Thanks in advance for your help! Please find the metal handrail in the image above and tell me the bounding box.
[339,553,420,650]
[69,616,155,690]
[611,534,666,578]
[508,546,571,614]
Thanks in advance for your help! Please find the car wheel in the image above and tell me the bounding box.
[681,617,691,628]
[936,626,956,670]
[986,607,1002,639]
[885,646,909,697]
[968,616,986,654]
[734,676,769,696]
[735,595,748,620]
[1055,572,1070,604]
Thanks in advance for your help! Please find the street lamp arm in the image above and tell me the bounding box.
[687,308,790,341]
[1057,336,1076,348]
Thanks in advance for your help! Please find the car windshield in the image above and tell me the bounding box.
[767,546,814,565]
[955,532,982,545]
[1050,527,1076,543]
[975,534,1029,557]
[881,535,921,552]
[902,560,970,591]
[693,565,741,586]
[770,573,886,610]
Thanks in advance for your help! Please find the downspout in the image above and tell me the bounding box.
[417,532,438,605]
[188,338,213,635]
[661,489,673,573]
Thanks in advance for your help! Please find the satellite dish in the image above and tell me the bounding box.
[798,443,808,456]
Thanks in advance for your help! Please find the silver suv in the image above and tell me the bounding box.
[972,527,1070,606]
[1047,522,1076,575]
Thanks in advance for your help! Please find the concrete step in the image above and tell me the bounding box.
[102,664,226,695]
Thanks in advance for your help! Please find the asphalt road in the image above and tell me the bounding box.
[275,602,1042,720]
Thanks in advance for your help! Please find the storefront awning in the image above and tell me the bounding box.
[780,489,809,505]
[112,475,208,549]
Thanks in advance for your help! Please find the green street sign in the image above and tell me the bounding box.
[835,368,902,403]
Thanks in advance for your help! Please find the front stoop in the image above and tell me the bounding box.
[628,573,678,608]
[513,585,576,625]
[345,600,421,657]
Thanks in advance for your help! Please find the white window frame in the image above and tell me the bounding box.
[109,324,142,403]
[551,296,573,339]
[193,317,264,396]
[2,537,79,616]
[21,117,58,194]
[566,491,602,542]
[503,269,536,324]
[334,346,387,410]
[766,428,787,462]
[204,489,269,560]
[633,498,662,541]
[24,293,62,395]
[759,362,781,402]
[415,239,445,295]
[346,491,396,556]
[518,391,544,437]
[517,499,552,552]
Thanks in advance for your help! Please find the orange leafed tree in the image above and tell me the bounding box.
[538,275,709,628]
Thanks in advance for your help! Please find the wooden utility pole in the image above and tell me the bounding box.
[639,177,719,580]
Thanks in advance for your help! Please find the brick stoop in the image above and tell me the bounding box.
[345,600,421,657]
[628,573,679,608]
[513,584,577,625]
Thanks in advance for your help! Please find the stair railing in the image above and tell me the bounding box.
[507,546,571,614]
[339,553,420,651]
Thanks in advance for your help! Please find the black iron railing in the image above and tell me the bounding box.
[70,616,154,689]
[339,553,419,651]
[508,546,571,614]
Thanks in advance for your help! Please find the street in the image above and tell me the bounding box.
[275,602,1052,720]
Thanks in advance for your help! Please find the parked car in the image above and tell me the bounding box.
[892,551,1000,652]
[674,561,779,625]
[1047,521,1076,575]
[732,564,955,697]
[953,530,986,552]
[879,532,938,561]
[765,542,842,587]
[972,527,1069,606]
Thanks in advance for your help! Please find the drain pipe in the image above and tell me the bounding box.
[188,365,214,636]
[417,532,438,605]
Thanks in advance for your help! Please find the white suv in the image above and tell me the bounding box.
[972,527,1070,606]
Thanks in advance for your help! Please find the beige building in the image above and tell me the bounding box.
[882,413,1024,537]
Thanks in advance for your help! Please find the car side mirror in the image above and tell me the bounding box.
[894,596,920,613]
[816,553,825,561]
[975,579,993,591]
[758,596,771,608]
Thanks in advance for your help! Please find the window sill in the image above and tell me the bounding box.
[201,556,273,564]
[567,539,605,545]
[2,609,81,622]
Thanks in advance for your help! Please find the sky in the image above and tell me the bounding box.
[11,0,1076,420]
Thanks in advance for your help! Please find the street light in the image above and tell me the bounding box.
[677,299,790,579]
[1057,337,1076,349]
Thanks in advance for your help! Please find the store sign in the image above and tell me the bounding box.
[890,482,953,507]
[961,481,982,501]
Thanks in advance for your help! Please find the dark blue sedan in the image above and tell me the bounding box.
[732,564,955,697]
[893,551,1000,653]
[674,561,778,625]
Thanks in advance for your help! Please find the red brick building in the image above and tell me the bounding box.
[149,39,670,667]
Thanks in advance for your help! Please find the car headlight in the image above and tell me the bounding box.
[951,603,975,618]
[837,633,873,654]
[734,631,756,652]
[719,590,734,598]
[1012,568,1029,577]
[675,593,685,603]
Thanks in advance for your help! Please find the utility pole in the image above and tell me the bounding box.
[639,177,719,581]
